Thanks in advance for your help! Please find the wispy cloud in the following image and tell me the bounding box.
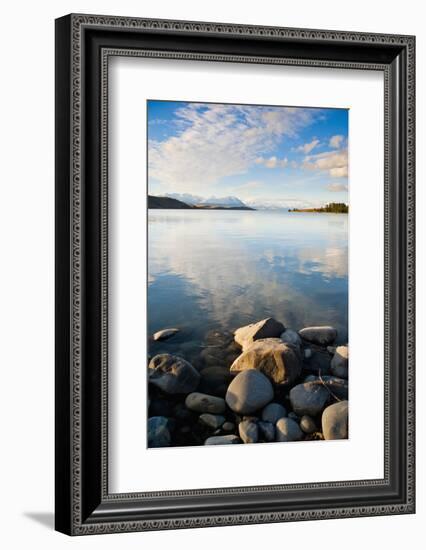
[297,139,320,154]
[329,134,345,149]
[326,183,348,192]
[303,149,348,178]
[255,156,288,169]
[148,103,318,190]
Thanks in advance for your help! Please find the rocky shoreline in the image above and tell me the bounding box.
[148,318,349,447]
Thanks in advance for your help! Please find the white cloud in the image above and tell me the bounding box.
[329,134,344,149]
[297,139,320,154]
[255,156,288,169]
[326,183,348,192]
[148,103,317,191]
[303,149,348,178]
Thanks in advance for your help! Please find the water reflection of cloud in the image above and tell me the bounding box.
[148,211,348,342]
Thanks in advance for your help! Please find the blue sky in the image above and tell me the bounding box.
[147,100,348,209]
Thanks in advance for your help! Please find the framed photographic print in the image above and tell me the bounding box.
[55,14,415,535]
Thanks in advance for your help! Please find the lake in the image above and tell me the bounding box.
[148,209,348,358]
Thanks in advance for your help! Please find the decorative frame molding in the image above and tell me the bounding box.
[55,14,415,535]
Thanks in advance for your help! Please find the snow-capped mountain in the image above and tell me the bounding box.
[164,193,247,208]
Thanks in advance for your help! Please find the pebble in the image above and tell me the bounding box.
[275,417,304,442]
[238,420,259,443]
[261,402,287,424]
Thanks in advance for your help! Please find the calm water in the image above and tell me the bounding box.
[148,210,348,356]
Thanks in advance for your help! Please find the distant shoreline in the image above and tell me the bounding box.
[148,195,255,210]
[289,203,348,214]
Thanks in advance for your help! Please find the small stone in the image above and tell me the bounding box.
[204,435,241,445]
[199,413,225,429]
[230,338,301,385]
[258,421,275,442]
[299,326,337,346]
[300,415,317,434]
[322,400,349,440]
[225,370,274,414]
[149,354,200,394]
[238,420,259,443]
[280,329,302,347]
[261,402,287,424]
[185,392,226,414]
[148,416,171,447]
[234,318,285,350]
[275,417,304,442]
[330,346,349,378]
[153,328,179,341]
[289,382,329,416]
[222,422,235,432]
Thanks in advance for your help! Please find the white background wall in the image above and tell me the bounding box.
[0,0,423,548]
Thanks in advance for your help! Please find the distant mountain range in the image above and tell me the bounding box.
[148,194,255,210]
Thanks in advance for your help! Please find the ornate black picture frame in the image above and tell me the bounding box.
[55,14,415,535]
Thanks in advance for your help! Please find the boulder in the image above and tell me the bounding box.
[261,402,287,424]
[280,329,302,347]
[199,413,225,430]
[289,382,329,416]
[258,421,275,442]
[148,416,171,447]
[234,318,285,350]
[185,392,226,414]
[298,326,337,346]
[198,366,234,397]
[276,417,304,442]
[322,400,349,440]
[149,354,200,394]
[300,415,317,434]
[204,435,241,445]
[230,338,301,385]
[330,346,349,378]
[226,370,274,415]
[238,420,259,443]
[153,328,179,341]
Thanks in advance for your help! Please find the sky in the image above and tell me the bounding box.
[147,100,348,209]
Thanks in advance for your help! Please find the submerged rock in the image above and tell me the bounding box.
[298,326,337,346]
[230,338,301,385]
[148,416,171,447]
[185,392,226,414]
[289,381,329,416]
[239,419,259,443]
[226,370,274,414]
[204,435,241,445]
[322,400,349,440]
[153,328,180,341]
[198,366,234,397]
[261,402,287,424]
[330,346,349,379]
[275,417,304,442]
[234,318,285,350]
[149,354,200,394]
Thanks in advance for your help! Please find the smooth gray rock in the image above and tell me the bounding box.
[148,416,171,447]
[234,318,285,350]
[258,421,275,442]
[280,329,302,347]
[300,415,317,434]
[261,402,287,424]
[185,392,226,414]
[225,370,274,414]
[153,328,179,341]
[199,413,225,429]
[330,346,349,378]
[238,420,259,443]
[276,417,304,442]
[322,400,349,440]
[289,382,329,416]
[298,326,337,346]
[149,354,200,394]
[230,338,301,385]
[222,421,235,432]
[204,435,241,445]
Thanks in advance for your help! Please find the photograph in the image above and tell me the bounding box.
[147,100,349,448]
